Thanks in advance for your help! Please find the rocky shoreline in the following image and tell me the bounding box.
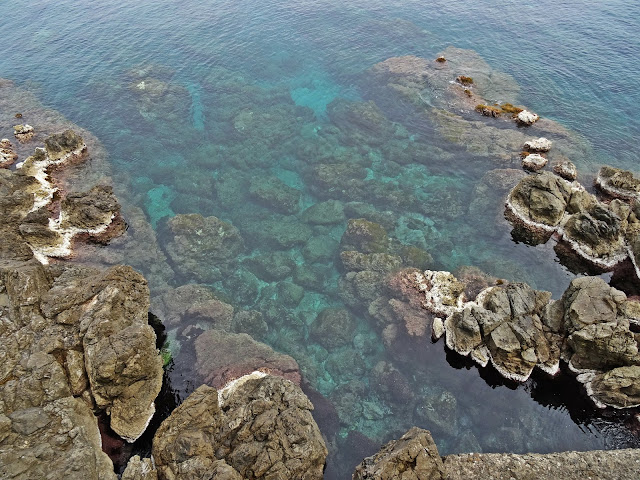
[2,53,640,478]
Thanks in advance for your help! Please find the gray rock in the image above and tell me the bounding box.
[353,427,446,480]
[153,375,327,480]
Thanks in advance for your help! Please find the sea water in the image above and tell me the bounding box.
[2,0,640,477]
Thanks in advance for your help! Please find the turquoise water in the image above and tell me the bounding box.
[2,0,640,476]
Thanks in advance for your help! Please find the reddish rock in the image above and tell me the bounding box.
[194,329,301,388]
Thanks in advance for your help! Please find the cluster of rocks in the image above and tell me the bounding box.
[353,427,640,480]
[0,259,163,478]
[414,268,640,409]
[505,165,640,281]
[364,47,591,166]
[1,130,125,265]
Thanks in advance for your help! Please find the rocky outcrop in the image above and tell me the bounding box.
[356,428,640,479]
[0,256,163,478]
[596,165,640,202]
[160,213,244,283]
[353,427,446,480]
[416,269,640,408]
[0,131,125,264]
[152,373,328,480]
[515,109,539,126]
[505,168,640,280]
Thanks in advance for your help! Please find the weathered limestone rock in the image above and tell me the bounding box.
[524,137,552,153]
[419,268,640,407]
[0,397,117,480]
[152,374,328,480]
[353,427,446,480]
[596,165,640,202]
[553,159,578,181]
[13,123,35,142]
[521,153,548,171]
[122,456,158,480]
[515,109,539,125]
[0,138,17,168]
[507,171,572,228]
[581,366,640,409]
[506,168,640,277]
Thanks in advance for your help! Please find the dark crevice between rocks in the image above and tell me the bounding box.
[105,312,180,475]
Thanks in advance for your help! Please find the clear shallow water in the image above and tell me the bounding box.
[2,0,640,476]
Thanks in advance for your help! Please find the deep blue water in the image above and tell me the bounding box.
[2,0,640,477]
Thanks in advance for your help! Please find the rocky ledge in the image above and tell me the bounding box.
[505,166,640,281]
[415,269,640,409]
[354,427,640,480]
[2,130,125,264]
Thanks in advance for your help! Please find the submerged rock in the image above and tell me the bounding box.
[152,374,327,480]
[161,213,244,283]
[194,329,301,388]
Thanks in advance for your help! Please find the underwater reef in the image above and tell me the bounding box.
[2,29,640,479]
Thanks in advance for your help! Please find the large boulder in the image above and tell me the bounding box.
[353,427,446,480]
[39,265,164,442]
[152,374,328,480]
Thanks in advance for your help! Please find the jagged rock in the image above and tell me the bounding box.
[582,366,640,409]
[507,171,572,228]
[524,137,552,153]
[521,153,548,171]
[353,427,446,480]
[194,330,301,388]
[515,110,539,125]
[0,138,17,168]
[560,277,640,373]
[152,374,327,480]
[41,265,163,442]
[0,397,117,480]
[161,213,244,283]
[0,259,162,477]
[13,123,34,142]
[553,159,578,181]
[122,455,157,480]
[596,165,640,201]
